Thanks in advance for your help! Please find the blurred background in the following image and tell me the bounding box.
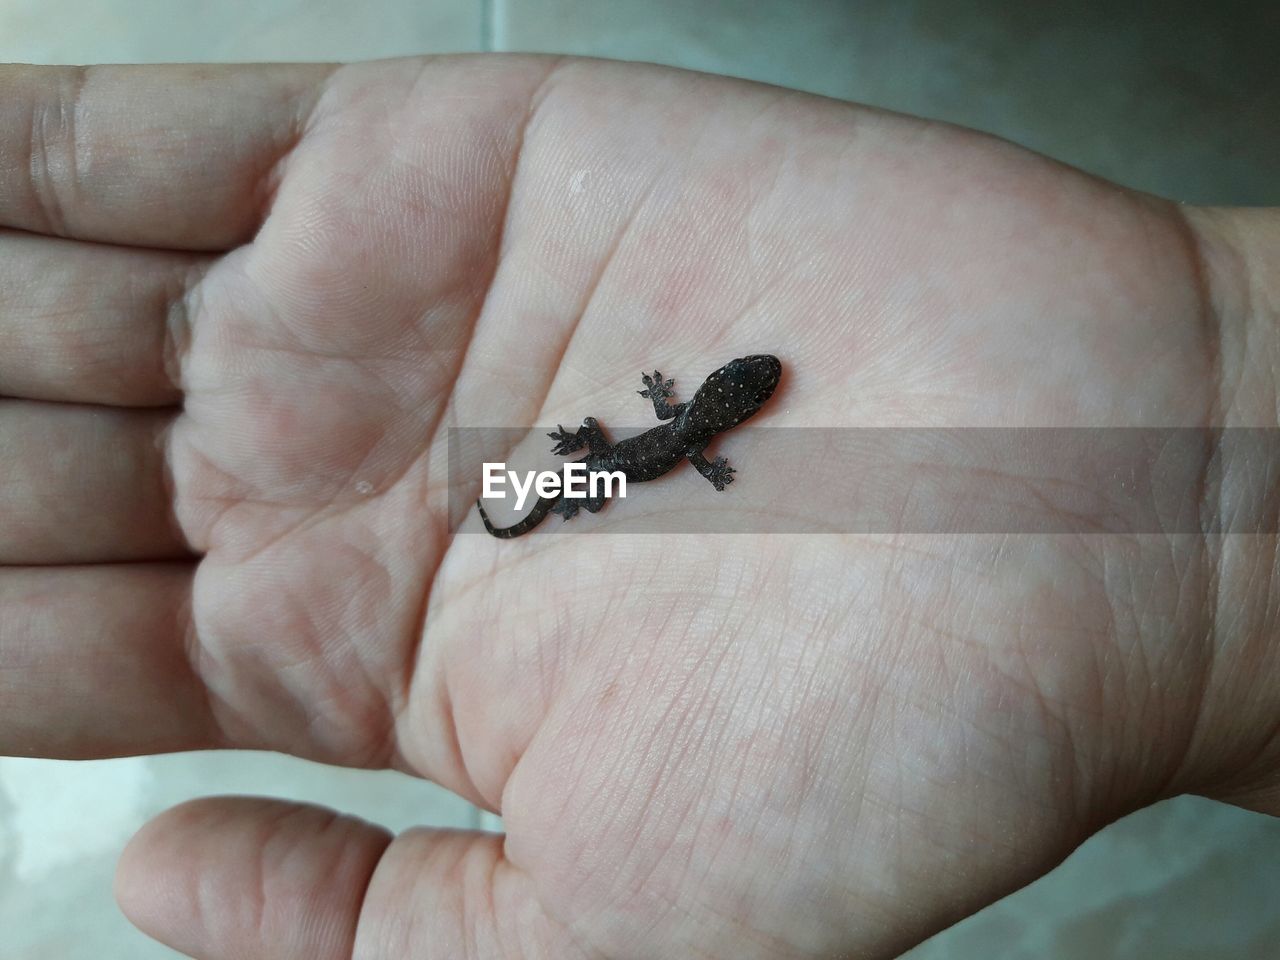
[1,1,1277,958]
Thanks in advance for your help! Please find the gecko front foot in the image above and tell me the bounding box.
[707,456,736,491]
[548,425,585,456]
[637,370,675,401]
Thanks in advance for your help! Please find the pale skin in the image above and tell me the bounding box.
[0,54,1277,959]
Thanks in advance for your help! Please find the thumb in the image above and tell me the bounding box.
[114,795,569,960]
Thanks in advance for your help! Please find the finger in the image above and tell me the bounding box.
[117,798,392,960]
[116,797,566,960]
[0,62,332,250]
[0,401,190,564]
[0,230,201,405]
[0,563,214,758]
[354,822,570,959]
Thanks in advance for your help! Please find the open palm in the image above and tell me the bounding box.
[2,55,1252,959]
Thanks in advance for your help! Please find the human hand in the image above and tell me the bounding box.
[1,56,1276,958]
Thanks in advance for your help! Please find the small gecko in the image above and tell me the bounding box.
[478,354,783,538]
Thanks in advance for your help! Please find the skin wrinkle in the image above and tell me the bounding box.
[428,55,569,448]
[173,445,297,549]
[60,67,87,239]
[709,106,801,345]
[1204,673,1280,800]
[218,542,399,757]
[567,551,656,696]
[423,659,475,799]
[180,289,405,564]
[848,582,935,834]
[24,65,87,239]
[249,809,286,947]
[549,595,690,866]
[1170,215,1240,801]
[157,255,207,403]
[347,827,400,960]
[247,66,340,247]
[1020,639,1090,827]
[1118,538,1197,802]
[22,75,54,235]
[1143,207,1235,802]
[446,585,562,806]
[324,542,401,769]
[913,663,1043,806]
[1127,552,1174,767]
[622,595,793,949]
[397,57,567,771]
[625,626,745,899]
[262,806,338,951]
[556,596,688,838]
[198,337,445,516]
[1044,591,1116,814]
[189,562,329,754]
[0,403,184,564]
[295,813,349,951]
[167,89,351,562]
[262,553,391,761]
[173,567,232,752]
[689,646,782,888]
[0,234,190,405]
[211,491,350,570]
[737,674,822,863]
[1227,586,1280,798]
[152,415,196,560]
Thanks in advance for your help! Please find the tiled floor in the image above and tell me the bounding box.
[0,752,497,959]
[2,1,1278,958]
[0,0,484,62]
[495,0,1278,205]
[3,0,1274,204]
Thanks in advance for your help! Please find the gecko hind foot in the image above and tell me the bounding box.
[548,425,585,456]
[551,498,581,521]
[707,456,736,491]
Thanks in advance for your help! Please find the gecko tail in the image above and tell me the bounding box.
[477,493,563,538]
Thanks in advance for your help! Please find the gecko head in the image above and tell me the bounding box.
[689,355,783,432]
[738,354,783,394]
